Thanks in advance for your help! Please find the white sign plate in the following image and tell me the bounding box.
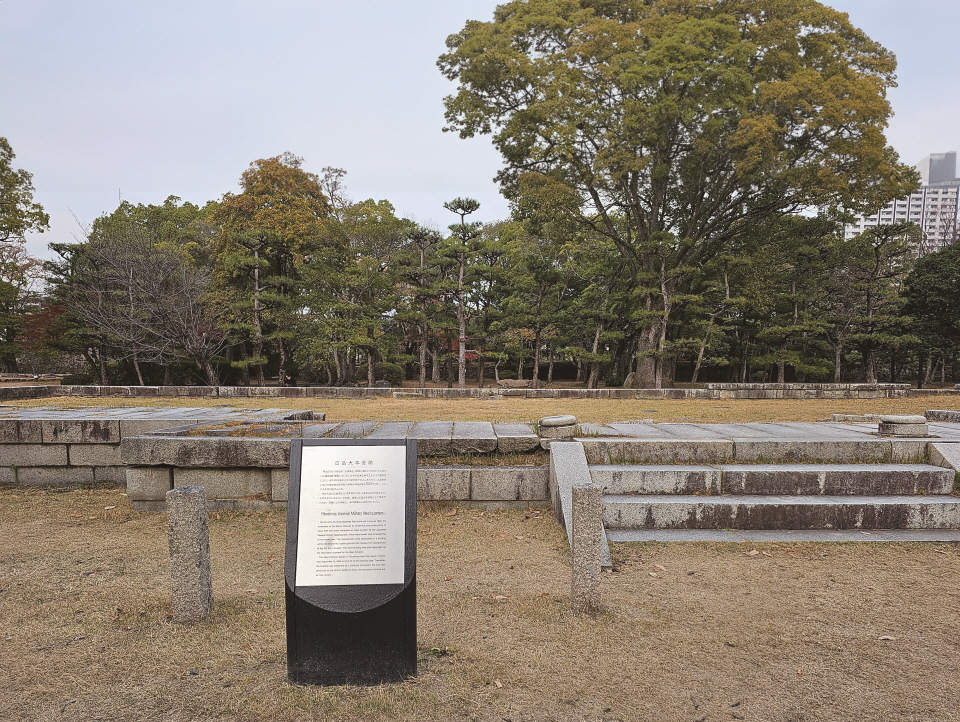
[295,445,407,586]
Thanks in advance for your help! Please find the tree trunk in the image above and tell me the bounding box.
[457,253,467,389]
[430,344,440,383]
[418,323,428,389]
[547,347,554,384]
[132,352,145,386]
[367,348,376,388]
[777,361,786,384]
[278,337,287,386]
[834,343,842,383]
[531,328,542,389]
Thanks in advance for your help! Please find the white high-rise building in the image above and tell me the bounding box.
[844,151,959,254]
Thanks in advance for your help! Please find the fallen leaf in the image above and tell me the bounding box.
[654,564,666,572]
[87,516,97,520]
[744,549,760,557]
[935,550,948,555]
[762,551,773,558]
[444,576,452,581]
[492,594,508,600]
[70,513,83,518]
[494,680,503,688]
[878,635,897,641]
[648,572,658,578]
[797,668,803,675]
[515,535,525,540]
[103,506,116,511]
[445,509,458,517]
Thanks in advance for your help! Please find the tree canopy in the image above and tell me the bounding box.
[439,0,919,386]
[0,137,49,245]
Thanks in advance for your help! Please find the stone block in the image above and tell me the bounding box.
[120,419,195,437]
[540,415,578,427]
[121,436,290,467]
[53,385,102,396]
[271,468,289,502]
[580,439,734,465]
[17,466,94,486]
[94,466,127,484]
[549,441,591,529]
[881,415,928,424]
[174,467,272,499]
[417,467,471,500]
[158,385,216,397]
[452,422,497,454]
[69,443,122,466]
[408,421,453,455]
[366,421,414,439]
[470,467,549,501]
[41,419,120,444]
[927,410,960,423]
[4,444,68,466]
[0,466,15,485]
[0,419,43,443]
[571,482,603,614]
[494,423,540,453]
[732,440,890,464]
[890,441,928,464]
[590,465,721,494]
[127,467,173,501]
[166,486,213,623]
[879,422,928,437]
[930,443,960,473]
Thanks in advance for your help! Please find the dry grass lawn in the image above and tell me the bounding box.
[3,486,960,721]
[4,394,960,424]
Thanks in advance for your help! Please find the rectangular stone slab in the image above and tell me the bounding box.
[408,421,453,455]
[589,465,721,494]
[721,463,954,496]
[366,421,414,439]
[451,422,497,454]
[493,423,540,453]
[603,494,960,530]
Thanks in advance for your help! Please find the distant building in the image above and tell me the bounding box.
[844,151,959,254]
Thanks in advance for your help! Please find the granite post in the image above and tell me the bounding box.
[571,481,603,614]
[166,486,213,623]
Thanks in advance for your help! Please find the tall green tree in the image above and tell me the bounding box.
[439,0,918,387]
[0,138,49,245]
[213,153,330,385]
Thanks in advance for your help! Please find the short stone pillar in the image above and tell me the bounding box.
[878,415,928,437]
[166,486,213,623]
[539,415,577,449]
[571,482,603,614]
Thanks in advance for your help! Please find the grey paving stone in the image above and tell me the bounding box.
[577,423,625,438]
[493,423,540,453]
[930,443,960,474]
[365,421,414,439]
[127,467,174,501]
[300,423,341,438]
[605,423,673,438]
[174,468,272,499]
[654,424,727,439]
[452,422,497,453]
[325,421,378,439]
[408,421,453,455]
[589,464,722,494]
[68,444,122,467]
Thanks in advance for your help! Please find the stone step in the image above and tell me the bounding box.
[602,494,960,530]
[590,463,954,496]
[605,528,960,543]
[722,464,953,495]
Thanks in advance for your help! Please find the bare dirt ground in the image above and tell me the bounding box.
[4,394,960,424]
[3,486,960,721]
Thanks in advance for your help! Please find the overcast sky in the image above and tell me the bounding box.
[2,0,958,260]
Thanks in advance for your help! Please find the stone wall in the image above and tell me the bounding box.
[1,382,938,402]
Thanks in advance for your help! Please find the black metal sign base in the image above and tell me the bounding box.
[285,577,417,686]
[284,439,418,686]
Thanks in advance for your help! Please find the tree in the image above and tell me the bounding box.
[0,138,49,245]
[439,0,918,387]
[443,197,482,388]
[904,243,960,384]
[213,153,330,385]
[0,242,43,371]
